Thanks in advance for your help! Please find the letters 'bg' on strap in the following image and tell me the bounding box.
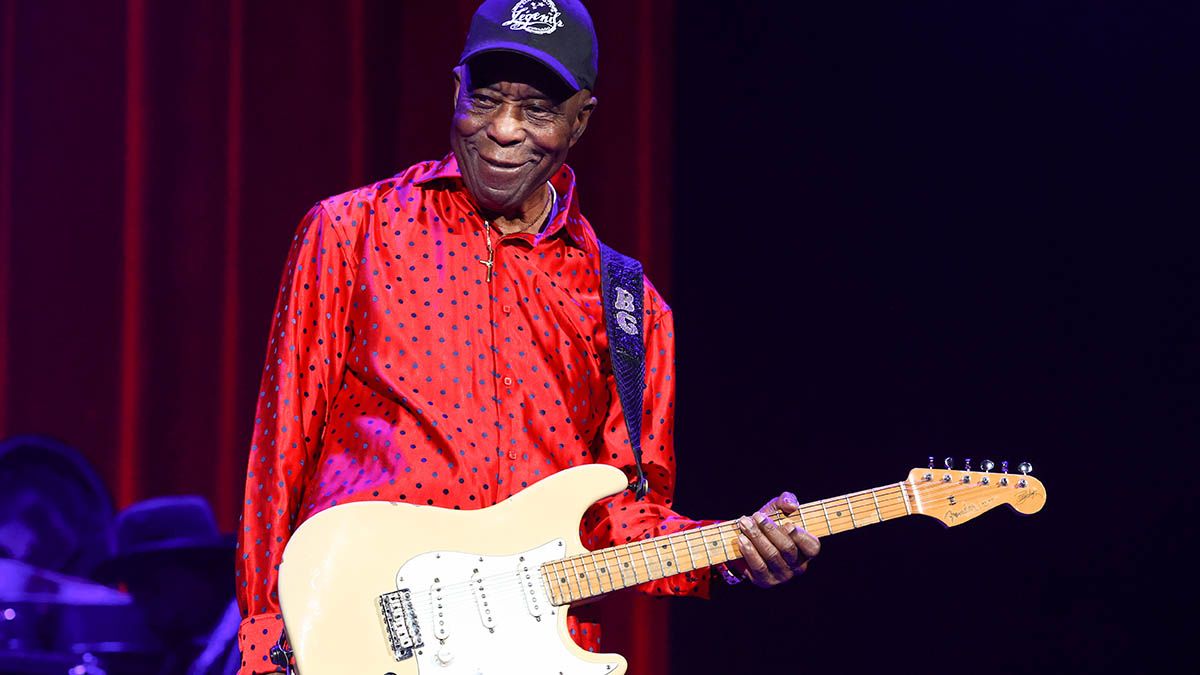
[598,242,649,500]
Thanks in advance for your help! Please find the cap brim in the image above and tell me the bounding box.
[459,42,583,92]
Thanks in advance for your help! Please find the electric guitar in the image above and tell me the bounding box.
[278,460,1046,675]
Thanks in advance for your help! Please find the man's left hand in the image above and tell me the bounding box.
[731,492,821,588]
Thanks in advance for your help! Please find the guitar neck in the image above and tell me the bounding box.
[542,481,918,605]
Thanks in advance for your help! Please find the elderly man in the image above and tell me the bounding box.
[235,1,819,672]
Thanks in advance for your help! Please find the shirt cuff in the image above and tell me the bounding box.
[236,612,287,674]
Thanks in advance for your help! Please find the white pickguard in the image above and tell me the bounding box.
[280,464,634,675]
[393,540,618,675]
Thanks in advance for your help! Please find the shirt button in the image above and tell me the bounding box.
[502,376,513,386]
[507,450,519,460]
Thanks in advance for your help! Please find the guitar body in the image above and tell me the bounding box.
[278,464,630,675]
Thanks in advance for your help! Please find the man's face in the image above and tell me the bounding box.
[451,52,595,216]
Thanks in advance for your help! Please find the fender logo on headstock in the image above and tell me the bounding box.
[944,496,997,523]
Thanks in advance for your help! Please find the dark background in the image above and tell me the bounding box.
[671,2,1197,673]
[2,1,1196,673]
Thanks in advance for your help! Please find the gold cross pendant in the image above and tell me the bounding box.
[479,221,494,282]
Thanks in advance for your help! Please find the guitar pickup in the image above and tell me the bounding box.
[379,589,424,661]
[517,558,544,621]
[472,572,496,632]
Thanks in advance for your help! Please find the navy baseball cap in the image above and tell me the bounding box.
[459,0,598,92]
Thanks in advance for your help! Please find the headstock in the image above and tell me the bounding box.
[906,457,1046,527]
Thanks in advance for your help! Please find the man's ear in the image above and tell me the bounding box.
[452,66,464,109]
[568,94,598,148]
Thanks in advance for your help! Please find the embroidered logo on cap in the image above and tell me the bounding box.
[502,0,565,35]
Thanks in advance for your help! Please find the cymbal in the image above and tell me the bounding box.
[0,559,130,605]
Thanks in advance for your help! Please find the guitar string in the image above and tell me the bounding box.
[402,483,909,604]
[402,477,1029,607]
[398,477,1030,611]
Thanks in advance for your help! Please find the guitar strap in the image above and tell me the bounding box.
[598,241,650,501]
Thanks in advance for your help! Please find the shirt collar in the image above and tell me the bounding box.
[414,152,596,253]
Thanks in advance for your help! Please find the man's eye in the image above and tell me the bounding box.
[470,95,498,108]
[526,105,555,119]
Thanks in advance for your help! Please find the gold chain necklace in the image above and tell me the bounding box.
[478,183,554,283]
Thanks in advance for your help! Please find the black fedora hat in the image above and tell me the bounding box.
[95,495,234,583]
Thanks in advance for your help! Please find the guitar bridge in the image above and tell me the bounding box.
[379,589,424,661]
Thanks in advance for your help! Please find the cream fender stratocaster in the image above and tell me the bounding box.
[278,462,1046,675]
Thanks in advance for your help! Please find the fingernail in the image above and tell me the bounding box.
[739,516,753,531]
[754,512,769,526]
[784,522,797,534]
[738,535,751,550]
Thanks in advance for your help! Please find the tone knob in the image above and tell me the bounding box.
[436,648,454,665]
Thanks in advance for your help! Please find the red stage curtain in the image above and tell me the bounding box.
[0,1,676,672]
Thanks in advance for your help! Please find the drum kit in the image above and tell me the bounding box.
[0,436,182,674]
[0,559,163,674]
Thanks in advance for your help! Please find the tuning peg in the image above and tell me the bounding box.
[1001,460,1009,474]
[944,457,954,469]
[965,458,972,472]
[1018,461,1032,475]
[928,456,934,470]
[982,459,995,472]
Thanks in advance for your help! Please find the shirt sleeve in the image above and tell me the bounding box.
[234,203,357,674]
[580,284,716,599]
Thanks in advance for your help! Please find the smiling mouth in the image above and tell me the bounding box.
[479,154,528,170]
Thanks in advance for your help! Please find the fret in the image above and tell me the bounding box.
[569,555,595,598]
[666,537,682,575]
[652,539,668,577]
[870,489,884,523]
[599,548,620,591]
[845,497,859,528]
[680,532,697,575]
[639,540,655,581]
[556,560,577,604]
[707,528,729,566]
[612,547,629,589]
[698,529,714,568]
[797,507,809,532]
[585,552,610,594]
[899,482,913,516]
[725,524,740,561]
[819,500,833,535]
[617,545,636,587]
[543,561,560,604]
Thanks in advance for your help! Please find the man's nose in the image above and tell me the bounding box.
[486,105,524,146]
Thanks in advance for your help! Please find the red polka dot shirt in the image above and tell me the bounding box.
[234,154,713,672]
